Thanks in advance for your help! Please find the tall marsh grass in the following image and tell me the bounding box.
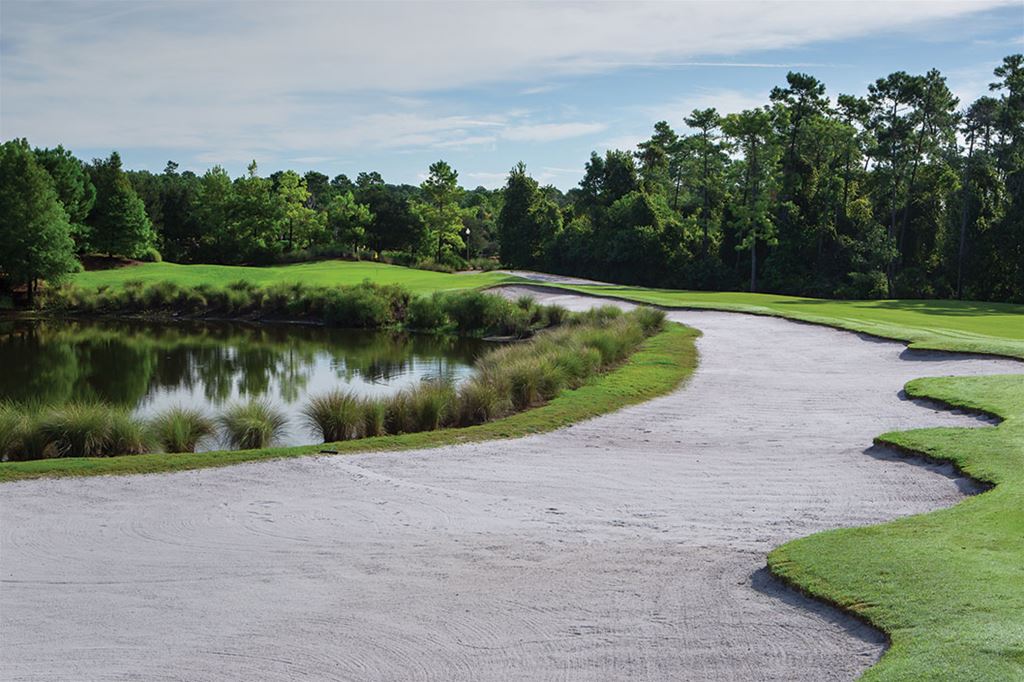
[219,401,289,450]
[149,407,217,453]
[0,307,667,460]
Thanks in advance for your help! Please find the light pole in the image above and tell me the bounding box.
[464,227,471,263]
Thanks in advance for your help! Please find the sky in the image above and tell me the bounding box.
[2,1,1022,190]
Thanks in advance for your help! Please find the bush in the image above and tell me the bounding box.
[139,246,163,263]
[361,398,387,437]
[455,378,511,426]
[37,403,153,457]
[407,295,450,331]
[407,380,456,432]
[303,390,363,442]
[219,400,288,450]
[149,407,216,453]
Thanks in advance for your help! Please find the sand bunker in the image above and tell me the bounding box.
[2,288,1019,680]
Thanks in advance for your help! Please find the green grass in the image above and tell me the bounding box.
[0,323,698,482]
[554,285,1024,360]
[770,375,1024,680]
[72,260,519,293]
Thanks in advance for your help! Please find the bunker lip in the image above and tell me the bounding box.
[2,289,1020,680]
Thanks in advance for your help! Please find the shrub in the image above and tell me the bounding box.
[36,403,153,457]
[38,402,117,457]
[361,399,387,437]
[139,246,163,263]
[303,390,363,442]
[219,400,288,450]
[322,284,394,328]
[108,411,155,455]
[407,295,449,331]
[632,307,666,335]
[408,380,456,432]
[384,391,415,434]
[455,378,511,426]
[149,407,217,453]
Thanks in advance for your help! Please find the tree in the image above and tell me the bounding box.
[33,145,95,252]
[683,108,727,258]
[497,163,561,269]
[0,139,78,302]
[275,170,325,251]
[327,191,373,252]
[415,160,464,263]
[229,161,281,262]
[722,109,780,292]
[86,151,155,258]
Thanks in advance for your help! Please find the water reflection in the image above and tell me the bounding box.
[0,318,487,446]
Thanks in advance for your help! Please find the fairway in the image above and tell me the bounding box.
[71,260,520,293]
[556,284,1024,359]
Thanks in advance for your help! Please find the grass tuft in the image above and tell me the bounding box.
[219,400,289,450]
[149,407,217,453]
[303,391,364,442]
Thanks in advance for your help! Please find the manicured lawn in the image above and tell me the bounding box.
[557,284,1024,359]
[0,323,698,482]
[72,260,519,293]
[770,375,1024,680]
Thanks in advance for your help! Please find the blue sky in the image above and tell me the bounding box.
[2,1,1021,190]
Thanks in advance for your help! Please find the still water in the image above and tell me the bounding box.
[0,318,488,447]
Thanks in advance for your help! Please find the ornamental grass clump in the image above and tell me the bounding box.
[36,402,154,457]
[454,377,512,426]
[149,407,217,453]
[408,379,456,432]
[361,398,387,437]
[219,400,288,450]
[303,390,364,442]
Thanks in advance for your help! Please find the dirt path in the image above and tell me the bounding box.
[2,289,1019,681]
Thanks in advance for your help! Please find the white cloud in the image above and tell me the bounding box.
[501,122,608,142]
[0,0,1015,168]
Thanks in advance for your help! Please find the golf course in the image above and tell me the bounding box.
[2,261,1021,680]
[3,9,1022,676]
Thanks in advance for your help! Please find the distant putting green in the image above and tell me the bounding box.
[72,260,520,293]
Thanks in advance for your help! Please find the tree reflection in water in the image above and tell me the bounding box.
[0,318,486,445]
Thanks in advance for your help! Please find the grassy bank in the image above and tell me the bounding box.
[0,320,697,482]
[71,260,518,293]
[770,375,1024,680]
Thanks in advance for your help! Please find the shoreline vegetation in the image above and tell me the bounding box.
[0,295,673,469]
[0,317,697,482]
[38,278,563,338]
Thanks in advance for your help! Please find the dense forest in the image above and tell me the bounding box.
[1,55,1021,302]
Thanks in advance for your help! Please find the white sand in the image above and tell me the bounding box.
[2,288,1019,681]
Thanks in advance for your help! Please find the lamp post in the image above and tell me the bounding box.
[464,227,471,263]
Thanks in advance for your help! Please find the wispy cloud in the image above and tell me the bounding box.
[502,122,607,143]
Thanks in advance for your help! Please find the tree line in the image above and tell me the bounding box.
[500,55,1023,302]
[1,54,1021,303]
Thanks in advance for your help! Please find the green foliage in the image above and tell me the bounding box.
[0,323,697,480]
[303,390,363,442]
[86,151,156,258]
[148,407,216,453]
[218,400,288,450]
[36,402,153,457]
[0,139,80,295]
[413,160,465,263]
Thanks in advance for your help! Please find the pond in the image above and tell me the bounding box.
[0,317,490,448]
